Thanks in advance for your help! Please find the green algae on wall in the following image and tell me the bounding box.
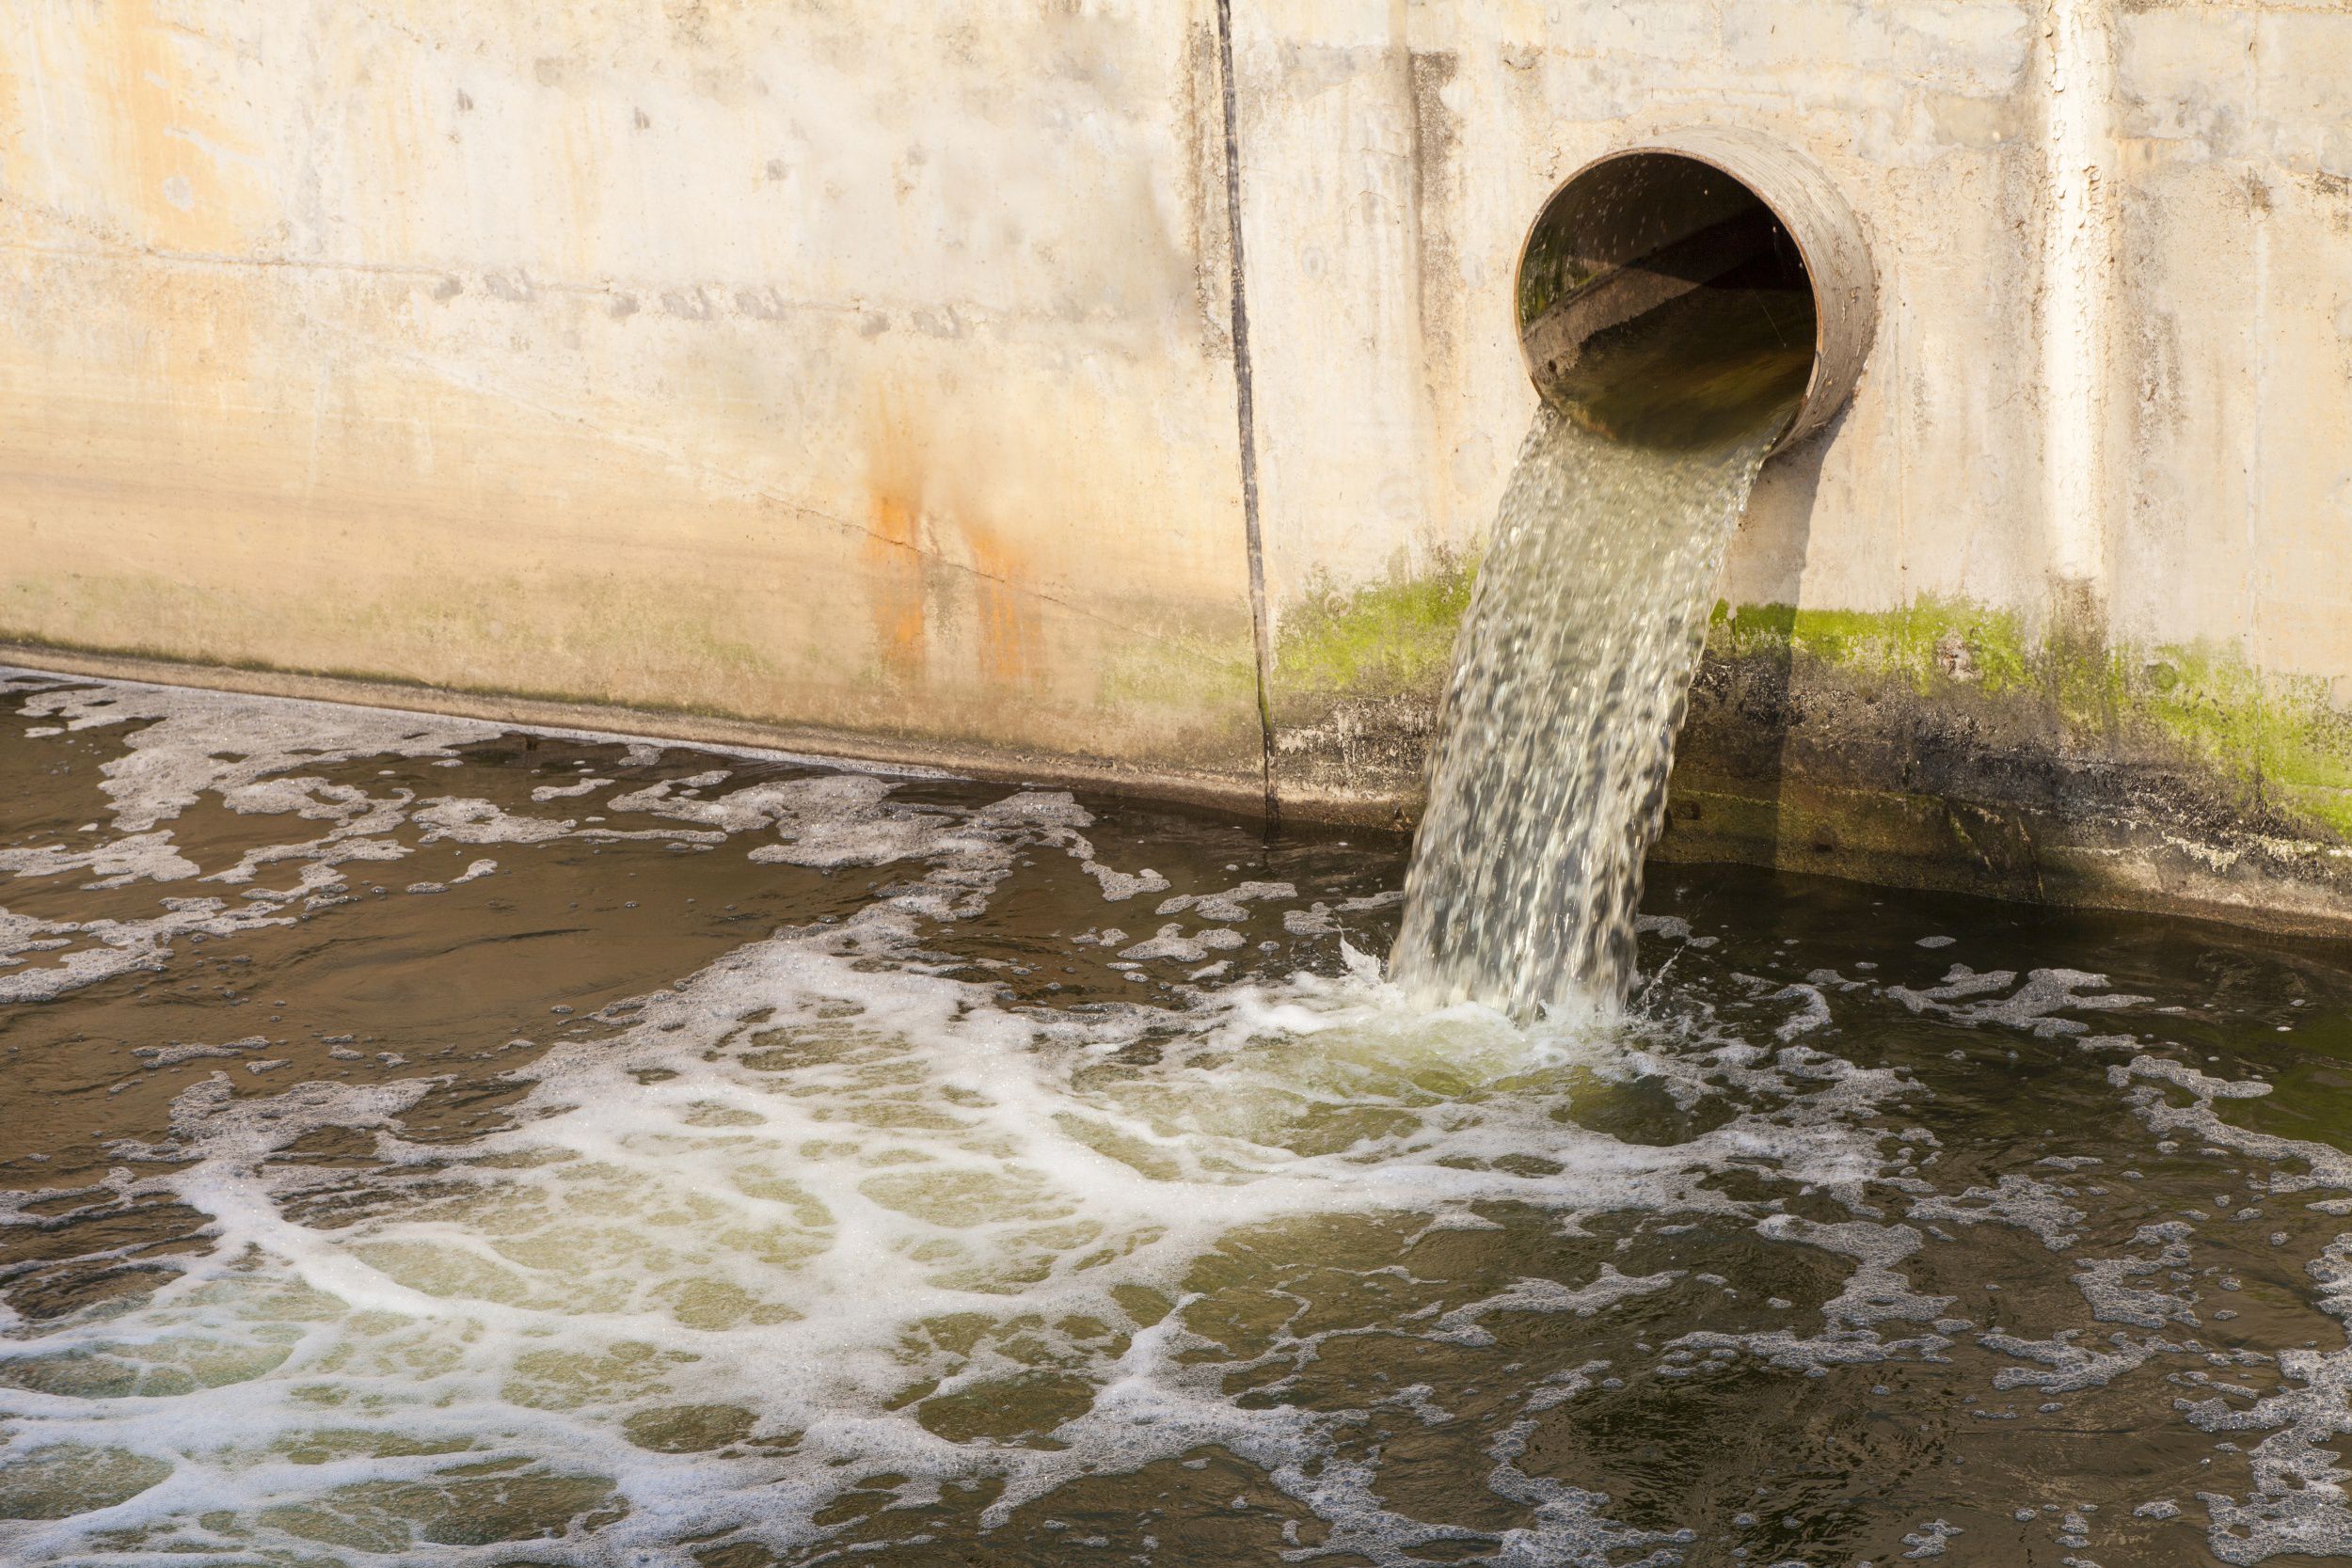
[1094,632,1262,736]
[1271,554,1477,702]
[1705,594,2034,697]
[1255,556,1480,818]
[2139,651,2352,840]
[1261,576,2352,849]
[1705,596,2352,842]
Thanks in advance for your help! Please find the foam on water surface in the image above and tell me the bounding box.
[5,672,2352,1565]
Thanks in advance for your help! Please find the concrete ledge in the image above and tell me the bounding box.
[18,634,2352,951]
[0,642,1275,824]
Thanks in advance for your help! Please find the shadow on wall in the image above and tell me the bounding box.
[1664,402,1841,869]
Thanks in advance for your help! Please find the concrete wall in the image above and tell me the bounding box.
[8,1,2352,930]
[0,1,1264,790]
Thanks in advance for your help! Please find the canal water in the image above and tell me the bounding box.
[5,667,2352,1567]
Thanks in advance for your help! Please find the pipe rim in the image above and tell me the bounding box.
[1514,131,1877,455]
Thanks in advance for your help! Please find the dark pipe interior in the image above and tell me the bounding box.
[1519,152,1817,451]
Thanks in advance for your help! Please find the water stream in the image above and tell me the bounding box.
[1392,198,1815,1022]
[7,671,2352,1566]
[1389,404,1782,1018]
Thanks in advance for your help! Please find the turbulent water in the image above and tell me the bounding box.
[8,669,2352,1567]
[1391,404,1785,1019]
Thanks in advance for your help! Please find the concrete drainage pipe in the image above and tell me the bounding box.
[1515,128,1877,453]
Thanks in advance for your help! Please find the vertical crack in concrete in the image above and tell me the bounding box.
[1215,0,1279,824]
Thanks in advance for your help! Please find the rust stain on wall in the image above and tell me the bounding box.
[861,393,1048,694]
[862,496,929,688]
[861,396,932,688]
[961,519,1041,689]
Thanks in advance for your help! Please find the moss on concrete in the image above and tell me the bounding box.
[1706,596,2352,842]
[1095,635,1259,720]
[2140,653,2352,838]
[1255,564,2352,870]
[1705,595,2035,697]
[1272,554,1477,700]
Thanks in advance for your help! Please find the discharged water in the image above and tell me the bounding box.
[1389,404,1783,1018]
[8,670,2352,1566]
[1393,210,1815,1021]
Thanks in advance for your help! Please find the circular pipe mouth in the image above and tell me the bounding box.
[1516,129,1876,455]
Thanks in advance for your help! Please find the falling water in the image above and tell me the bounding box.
[1392,270,1813,1019]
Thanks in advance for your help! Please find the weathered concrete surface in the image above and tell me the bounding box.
[8,1,2352,935]
[1249,0,2054,803]
[1230,0,2352,935]
[0,2,1263,778]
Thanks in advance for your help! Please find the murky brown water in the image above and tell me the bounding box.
[7,667,2352,1567]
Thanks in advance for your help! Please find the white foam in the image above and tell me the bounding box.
[1910,1175,2087,1252]
[0,899,293,1005]
[1890,967,2153,1039]
[1901,1518,1963,1558]
[411,798,576,845]
[532,777,613,802]
[1120,926,1248,964]
[1427,1266,1681,1347]
[1154,881,1295,923]
[0,832,200,890]
[1979,1326,2179,1394]
[11,678,497,833]
[0,767,1918,1560]
[133,1036,272,1070]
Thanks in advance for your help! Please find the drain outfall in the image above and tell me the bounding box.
[1391,132,1874,1019]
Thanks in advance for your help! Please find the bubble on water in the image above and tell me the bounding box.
[412,798,576,846]
[1120,926,1248,964]
[0,898,295,1006]
[532,776,613,802]
[9,677,499,833]
[2071,1223,2201,1329]
[1981,1326,2182,1394]
[1083,862,1169,901]
[0,832,200,890]
[1889,966,2152,1038]
[1424,1266,1683,1347]
[1910,1175,2086,1252]
[1282,905,1341,936]
[1156,881,1296,923]
[1899,1517,1962,1557]
[133,1035,273,1070]
[1764,982,1833,1040]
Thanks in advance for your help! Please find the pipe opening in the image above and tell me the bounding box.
[1516,135,1875,455]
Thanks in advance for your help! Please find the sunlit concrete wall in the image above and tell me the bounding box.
[8,2,2352,927]
[0,1,1264,788]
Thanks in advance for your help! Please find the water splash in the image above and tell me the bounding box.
[1391,404,1787,1018]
